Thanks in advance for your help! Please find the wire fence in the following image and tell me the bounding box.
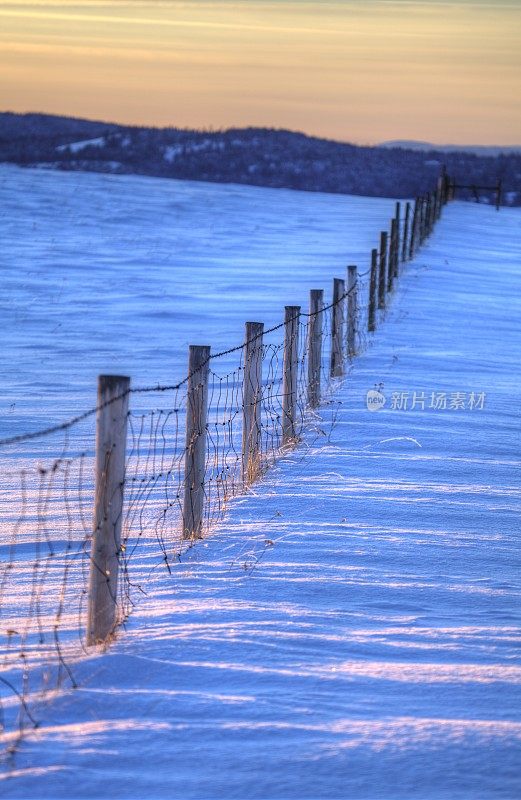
[0,178,450,760]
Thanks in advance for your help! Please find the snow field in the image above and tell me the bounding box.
[1,166,520,798]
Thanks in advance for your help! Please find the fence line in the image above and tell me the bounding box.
[0,177,451,760]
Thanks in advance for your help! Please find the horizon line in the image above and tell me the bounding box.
[3,108,521,150]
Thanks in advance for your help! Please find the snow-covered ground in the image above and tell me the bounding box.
[1,166,520,798]
[0,164,392,440]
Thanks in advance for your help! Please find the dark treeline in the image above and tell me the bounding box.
[1,112,520,205]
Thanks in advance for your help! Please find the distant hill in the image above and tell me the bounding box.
[380,140,521,157]
[1,112,519,206]
[0,111,118,141]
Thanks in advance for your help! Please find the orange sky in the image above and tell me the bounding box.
[1,1,520,144]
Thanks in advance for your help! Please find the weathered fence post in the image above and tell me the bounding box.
[432,183,439,221]
[282,306,300,446]
[401,202,411,262]
[87,374,130,646]
[496,179,502,211]
[409,197,419,259]
[378,231,387,309]
[242,322,264,485]
[394,202,401,267]
[425,192,431,239]
[430,190,436,231]
[347,265,357,358]
[442,173,450,205]
[387,218,397,291]
[330,278,345,377]
[368,248,378,332]
[392,216,400,279]
[440,166,448,207]
[422,194,430,241]
[436,176,444,219]
[182,344,210,539]
[307,290,323,408]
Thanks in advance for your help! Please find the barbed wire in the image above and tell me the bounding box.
[0,279,370,450]
[0,186,449,761]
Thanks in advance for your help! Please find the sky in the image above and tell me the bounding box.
[1,0,520,145]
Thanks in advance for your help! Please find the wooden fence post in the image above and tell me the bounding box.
[436,176,444,219]
[282,306,300,446]
[430,190,436,231]
[443,173,450,205]
[347,265,357,358]
[387,218,397,291]
[394,202,401,268]
[378,231,387,309]
[409,197,419,259]
[368,249,378,332]
[182,345,210,539]
[422,194,430,241]
[242,322,264,485]
[307,290,323,408]
[87,374,130,646]
[401,202,411,262]
[330,278,345,377]
[393,215,400,279]
[496,180,502,211]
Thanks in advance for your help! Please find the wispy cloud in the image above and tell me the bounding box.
[0,6,355,37]
[1,0,519,143]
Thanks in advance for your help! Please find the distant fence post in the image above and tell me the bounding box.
[347,265,357,357]
[429,191,436,232]
[368,249,378,332]
[242,322,264,485]
[422,195,428,239]
[393,201,401,270]
[496,179,502,211]
[418,196,425,243]
[436,176,444,219]
[378,232,387,309]
[282,306,300,445]
[402,202,411,262]
[431,188,438,223]
[330,278,345,377]
[182,345,210,539]
[87,374,130,646]
[308,290,323,408]
[409,197,419,259]
[443,170,450,206]
[432,182,439,221]
[392,214,400,279]
[387,218,397,291]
